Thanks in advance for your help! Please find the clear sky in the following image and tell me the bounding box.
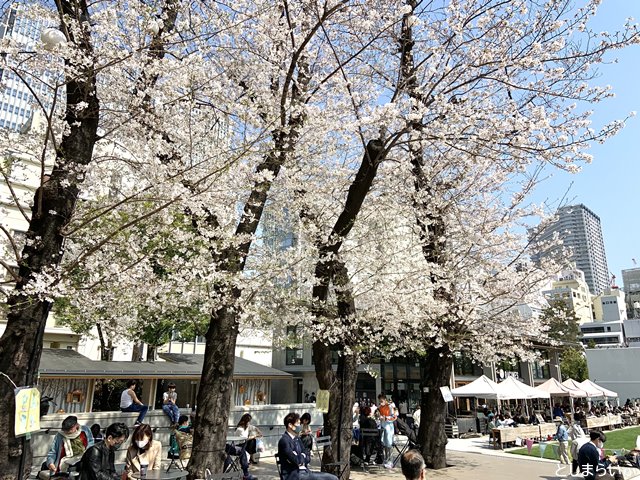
[531,0,640,283]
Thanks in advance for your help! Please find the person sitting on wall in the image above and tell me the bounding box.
[40,415,94,479]
[120,380,148,426]
[162,382,180,426]
[79,422,129,480]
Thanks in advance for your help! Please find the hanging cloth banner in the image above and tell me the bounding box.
[525,438,534,454]
[551,444,559,459]
[539,442,548,458]
[316,390,330,413]
[14,387,40,436]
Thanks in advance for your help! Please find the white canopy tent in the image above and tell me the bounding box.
[450,375,502,399]
[496,376,550,400]
[536,377,589,398]
[579,379,618,398]
[563,378,601,398]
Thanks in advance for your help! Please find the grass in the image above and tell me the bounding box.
[508,426,640,460]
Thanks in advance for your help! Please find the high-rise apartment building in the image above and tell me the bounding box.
[0,4,51,131]
[532,204,610,295]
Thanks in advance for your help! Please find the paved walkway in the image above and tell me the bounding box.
[247,437,571,480]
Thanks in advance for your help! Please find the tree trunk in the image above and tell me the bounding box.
[0,2,98,476]
[312,343,357,478]
[308,139,385,478]
[417,346,453,469]
[188,293,240,478]
[145,344,157,362]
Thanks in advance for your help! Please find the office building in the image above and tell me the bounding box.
[532,204,610,295]
[0,4,52,131]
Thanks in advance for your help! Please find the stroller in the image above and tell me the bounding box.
[395,417,419,449]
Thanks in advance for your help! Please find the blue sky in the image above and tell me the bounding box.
[532,0,640,282]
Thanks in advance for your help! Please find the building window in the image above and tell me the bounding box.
[453,352,482,376]
[285,326,304,366]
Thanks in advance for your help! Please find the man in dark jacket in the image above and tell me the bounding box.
[578,431,622,480]
[79,422,129,480]
[277,412,337,480]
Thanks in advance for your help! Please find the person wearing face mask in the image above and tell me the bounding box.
[377,394,397,469]
[124,424,162,479]
[577,431,622,480]
[79,422,129,480]
[277,412,338,480]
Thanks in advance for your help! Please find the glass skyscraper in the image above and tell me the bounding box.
[0,4,51,131]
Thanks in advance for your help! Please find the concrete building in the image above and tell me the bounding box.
[542,268,594,324]
[593,287,627,322]
[580,320,625,347]
[585,347,640,403]
[622,267,640,318]
[578,288,627,347]
[624,319,640,347]
[532,204,610,295]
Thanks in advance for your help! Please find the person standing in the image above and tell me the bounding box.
[378,394,397,469]
[120,380,148,426]
[41,415,94,478]
[162,382,180,425]
[79,422,129,480]
[277,412,337,480]
[569,420,589,476]
[554,417,570,465]
[400,450,426,480]
[412,405,421,431]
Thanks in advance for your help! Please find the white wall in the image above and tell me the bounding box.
[585,347,640,403]
[31,403,324,469]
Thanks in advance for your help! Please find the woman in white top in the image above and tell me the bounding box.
[120,380,148,426]
[124,424,161,479]
[236,413,262,458]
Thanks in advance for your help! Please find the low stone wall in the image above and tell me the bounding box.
[31,403,322,467]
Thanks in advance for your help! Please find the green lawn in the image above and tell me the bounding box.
[508,426,640,460]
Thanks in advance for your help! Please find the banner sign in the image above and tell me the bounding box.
[15,387,40,436]
[316,390,330,413]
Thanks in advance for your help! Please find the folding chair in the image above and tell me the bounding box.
[391,434,411,467]
[223,441,247,474]
[359,428,383,473]
[168,429,193,472]
[167,431,182,471]
[274,453,284,480]
[314,436,349,479]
